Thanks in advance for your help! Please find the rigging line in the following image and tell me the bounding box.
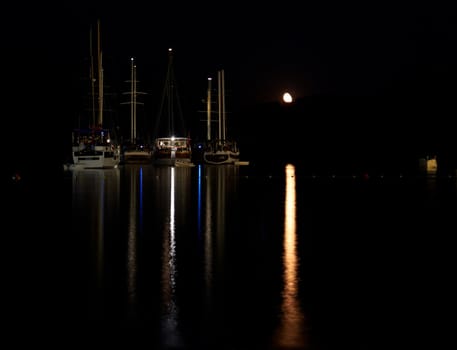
[153,48,187,140]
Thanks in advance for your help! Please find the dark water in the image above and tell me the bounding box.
[6,164,456,349]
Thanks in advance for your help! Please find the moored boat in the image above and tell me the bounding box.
[121,57,151,164]
[71,20,120,169]
[202,69,240,165]
[152,48,193,166]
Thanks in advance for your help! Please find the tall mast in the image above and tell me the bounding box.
[154,48,182,139]
[167,48,174,135]
[130,58,135,142]
[207,77,212,141]
[122,57,145,143]
[133,61,137,141]
[97,19,103,127]
[221,69,226,141]
[217,70,222,140]
[89,25,96,127]
[130,58,134,141]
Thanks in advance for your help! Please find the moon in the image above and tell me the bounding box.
[282,92,293,103]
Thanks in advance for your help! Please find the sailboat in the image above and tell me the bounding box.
[121,57,152,164]
[152,48,193,166]
[71,20,121,169]
[203,69,240,165]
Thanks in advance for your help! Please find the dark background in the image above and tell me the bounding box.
[4,1,457,176]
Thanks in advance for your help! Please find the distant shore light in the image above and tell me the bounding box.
[283,92,293,103]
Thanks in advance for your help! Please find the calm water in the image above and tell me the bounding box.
[6,164,456,349]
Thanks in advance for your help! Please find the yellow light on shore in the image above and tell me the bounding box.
[282,92,293,103]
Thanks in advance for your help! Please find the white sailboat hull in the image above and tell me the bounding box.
[72,144,120,169]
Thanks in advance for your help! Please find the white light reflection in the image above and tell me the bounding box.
[273,164,307,348]
[169,168,177,299]
[160,167,182,348]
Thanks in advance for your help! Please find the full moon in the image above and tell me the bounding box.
[282,92,293,103]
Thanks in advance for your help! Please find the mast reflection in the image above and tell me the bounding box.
[196,165,239,335]
[126,165,144,319]
[196,164,214,304]
[273,164,308,348]
[71,168,120,321]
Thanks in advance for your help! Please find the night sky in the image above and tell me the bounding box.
[4,1,457,173]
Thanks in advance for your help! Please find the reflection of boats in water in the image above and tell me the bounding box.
[123,164,156,319]
[194,164,241,339]
[72,168,121,232]
[71,167,120,321]
[152,166,193,348]
[152,49,193,167]
[71,168,121,237]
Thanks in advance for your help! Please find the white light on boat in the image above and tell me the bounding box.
[282,92,293,103]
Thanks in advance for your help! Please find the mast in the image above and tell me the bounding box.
[207,77,212,141]
[130,58,134,141]
[167,48,174,135]
[130,57,137,142]
[89,25,96,127]
[134,61,137,141]
[217,70,222,140]
[217,69,226,141]
[122,57,145,143]
[97,19,103,127]
[154,47,185,139]
[221,69,226,141]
